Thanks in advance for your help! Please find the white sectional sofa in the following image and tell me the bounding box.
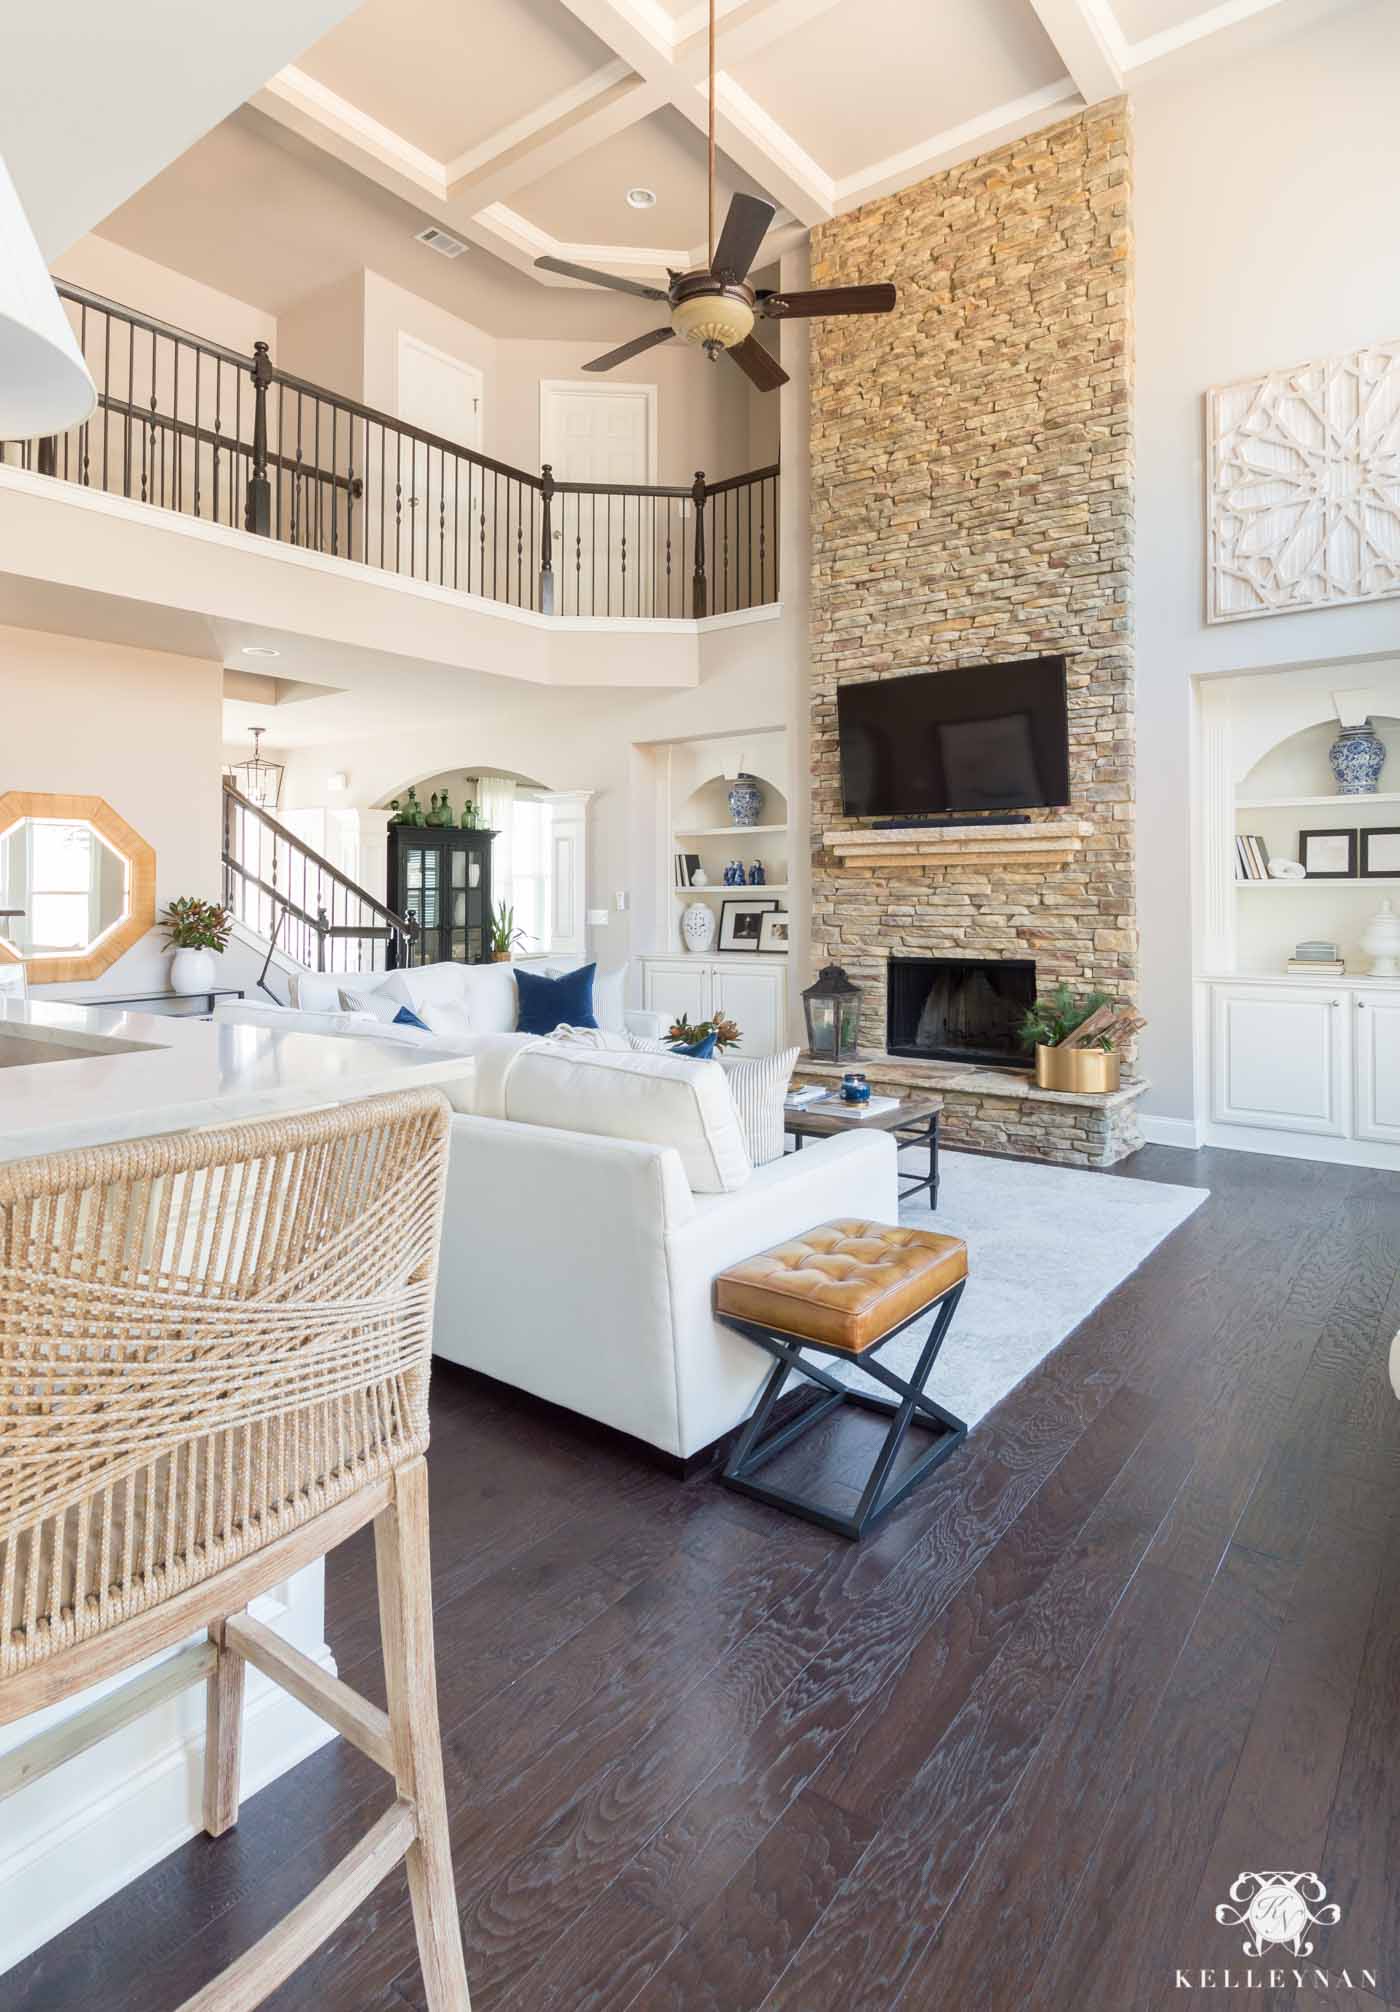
[217,966,896,1461]
[289,956,665,1045]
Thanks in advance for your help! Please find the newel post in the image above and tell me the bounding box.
[539,462,556,615]
[691,469,708,619]
[244,339,273,536]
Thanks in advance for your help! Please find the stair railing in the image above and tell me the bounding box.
[7,281,780,619]
[222,781,418,980]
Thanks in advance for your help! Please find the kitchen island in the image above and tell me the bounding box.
[0,995,474,1161]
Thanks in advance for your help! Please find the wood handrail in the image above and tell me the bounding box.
[222,782,412,935]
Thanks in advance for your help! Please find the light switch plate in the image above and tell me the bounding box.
[587,909,609,926]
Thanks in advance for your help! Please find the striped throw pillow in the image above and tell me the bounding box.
[718,1048,799,1166]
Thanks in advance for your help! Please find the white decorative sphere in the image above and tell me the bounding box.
[1362,897,1400,977]
[681,899,716,954]
[690,866,708,887]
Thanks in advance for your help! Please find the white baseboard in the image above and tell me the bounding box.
[0,1648,336,1975]
[1138,1113,1204,1150]
[1200,1122,1400,1171]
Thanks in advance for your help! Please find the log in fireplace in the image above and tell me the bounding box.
[886,957,1036,1069]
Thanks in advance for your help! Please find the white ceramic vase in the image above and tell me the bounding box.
[170,946,217,995]
[681,900,716,954]
[1362,897,1400,977]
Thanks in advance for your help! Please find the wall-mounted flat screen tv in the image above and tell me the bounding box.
[837,656,1071,818]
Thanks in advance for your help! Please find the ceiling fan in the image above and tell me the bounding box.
[533,0,896,393]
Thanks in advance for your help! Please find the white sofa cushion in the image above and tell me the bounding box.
[473,1041,752,1194]
[378,960,519,1033]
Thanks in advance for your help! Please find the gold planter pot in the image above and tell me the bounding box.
[1034,1044,1121,1094]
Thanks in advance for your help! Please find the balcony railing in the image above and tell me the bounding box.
[3,281,780,620]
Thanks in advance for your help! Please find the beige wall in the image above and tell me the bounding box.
[277,272,365,403]
[53,233,277,354]
[1134,0,1400,1125]
[0,623,234,999]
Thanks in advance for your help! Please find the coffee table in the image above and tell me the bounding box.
[784,1093,941,1208]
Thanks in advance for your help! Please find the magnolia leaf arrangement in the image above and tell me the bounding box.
[160,897,232,953]
[1019,984,1145,1053]
[667,1012,742,1052]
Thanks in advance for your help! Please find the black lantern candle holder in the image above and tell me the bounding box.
[802,963,864,1064]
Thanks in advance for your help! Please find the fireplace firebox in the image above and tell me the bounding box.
[887,957,1036,1069]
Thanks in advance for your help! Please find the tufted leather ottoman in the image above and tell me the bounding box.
[715,1218,969,1539]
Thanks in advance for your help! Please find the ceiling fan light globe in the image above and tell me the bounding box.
[671,290,754,351]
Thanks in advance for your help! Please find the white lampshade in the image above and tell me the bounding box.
[0,155,96,441]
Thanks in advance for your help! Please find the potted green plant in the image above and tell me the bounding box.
[161,896,232,996]
[1018,983,1128,1093]
[666,1012,742,1052]
[489,902,530,963]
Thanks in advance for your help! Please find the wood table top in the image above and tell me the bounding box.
[783,1092,941,1137]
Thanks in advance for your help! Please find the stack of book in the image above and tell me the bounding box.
[1235,833,1271,880]
[1287,939,1345,976]
[784,1084,826,1110]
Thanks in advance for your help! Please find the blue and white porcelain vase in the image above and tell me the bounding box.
[728,774,765,827]
[1329,719,1387,795]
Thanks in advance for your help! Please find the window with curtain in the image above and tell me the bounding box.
[510,797,554,954]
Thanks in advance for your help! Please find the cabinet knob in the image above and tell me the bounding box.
[1332,997,1341,1007]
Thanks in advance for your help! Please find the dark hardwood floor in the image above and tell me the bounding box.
[9,1144,1400,2011]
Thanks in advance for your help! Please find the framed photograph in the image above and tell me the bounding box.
[719,896,777,952]
[1299,829,1358,880]
[1360,827,1400,878]
[758,910,790,954]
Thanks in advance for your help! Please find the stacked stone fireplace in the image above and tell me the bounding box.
[804,99,1143,1168]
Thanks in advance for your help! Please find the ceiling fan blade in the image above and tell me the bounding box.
[758,283,897,319]
[582,327,676,373]
[728,336,789,393]
[535,255,670,302]
[711,193,777,281]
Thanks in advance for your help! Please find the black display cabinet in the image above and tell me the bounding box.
[387,825,496,968]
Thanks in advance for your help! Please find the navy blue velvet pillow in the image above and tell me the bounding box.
[670,1031,717,1058]
[515,962,597,1036]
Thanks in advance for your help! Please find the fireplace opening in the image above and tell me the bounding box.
[887,957,1036,1069]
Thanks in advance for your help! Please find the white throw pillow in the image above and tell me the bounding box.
[475,1042,751,1194]
[418,1000,474,1043]
[339,988,412,1024]
[718,1048,799,1166]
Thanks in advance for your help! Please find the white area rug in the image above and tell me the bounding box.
[836,1148,1210,1427]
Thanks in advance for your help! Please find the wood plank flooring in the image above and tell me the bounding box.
[8,1145,1400,2010]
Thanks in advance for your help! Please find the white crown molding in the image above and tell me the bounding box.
[442,60,632,185]
[1026,0,1124,100]
[832,77,1082,211]
[257,0,1331,289]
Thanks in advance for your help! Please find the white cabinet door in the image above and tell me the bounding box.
[644,960,710,1031]
[1354,991,1400,1143]
[1210,984,1349,1136]
[712,964,786,1057]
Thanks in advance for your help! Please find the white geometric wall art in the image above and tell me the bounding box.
[1207,341,1400,623]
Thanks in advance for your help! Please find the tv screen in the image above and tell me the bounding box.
[837,657,1070,818]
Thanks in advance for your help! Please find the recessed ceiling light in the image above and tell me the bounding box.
[240,645,281,659]
[625,187,657,209]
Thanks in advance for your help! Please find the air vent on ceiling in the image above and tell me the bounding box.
[415,226,467,259]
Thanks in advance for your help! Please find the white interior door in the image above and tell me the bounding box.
[540,382,656,616]
[396,334,483,587]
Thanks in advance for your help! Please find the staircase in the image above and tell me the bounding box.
[222,781,417,991]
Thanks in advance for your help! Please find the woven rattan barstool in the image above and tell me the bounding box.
[0,1088,471,2009]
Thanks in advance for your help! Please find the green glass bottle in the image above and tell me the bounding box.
[460,799,476,829]
[404,786,424,827]
[387,799,402,824]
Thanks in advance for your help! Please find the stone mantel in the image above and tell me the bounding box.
[822,821,1092,868]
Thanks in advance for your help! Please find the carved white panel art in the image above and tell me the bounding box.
[1207,341,1400,622]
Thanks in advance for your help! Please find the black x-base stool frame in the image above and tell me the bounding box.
[718,1279,967,1540]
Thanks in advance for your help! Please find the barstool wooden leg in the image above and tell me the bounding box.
[202,1615,246,1838]
[375,1457,471,2012]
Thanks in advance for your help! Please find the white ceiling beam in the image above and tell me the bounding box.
[553,0,836,224]
[446,74,670,208]
[1024,0,1125,101]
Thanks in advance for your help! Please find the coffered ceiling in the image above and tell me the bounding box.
[85,0,1357,332]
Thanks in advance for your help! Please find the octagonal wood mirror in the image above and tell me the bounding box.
[0,792,156,983]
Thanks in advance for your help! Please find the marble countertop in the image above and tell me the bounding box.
[0,999,475,1163]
